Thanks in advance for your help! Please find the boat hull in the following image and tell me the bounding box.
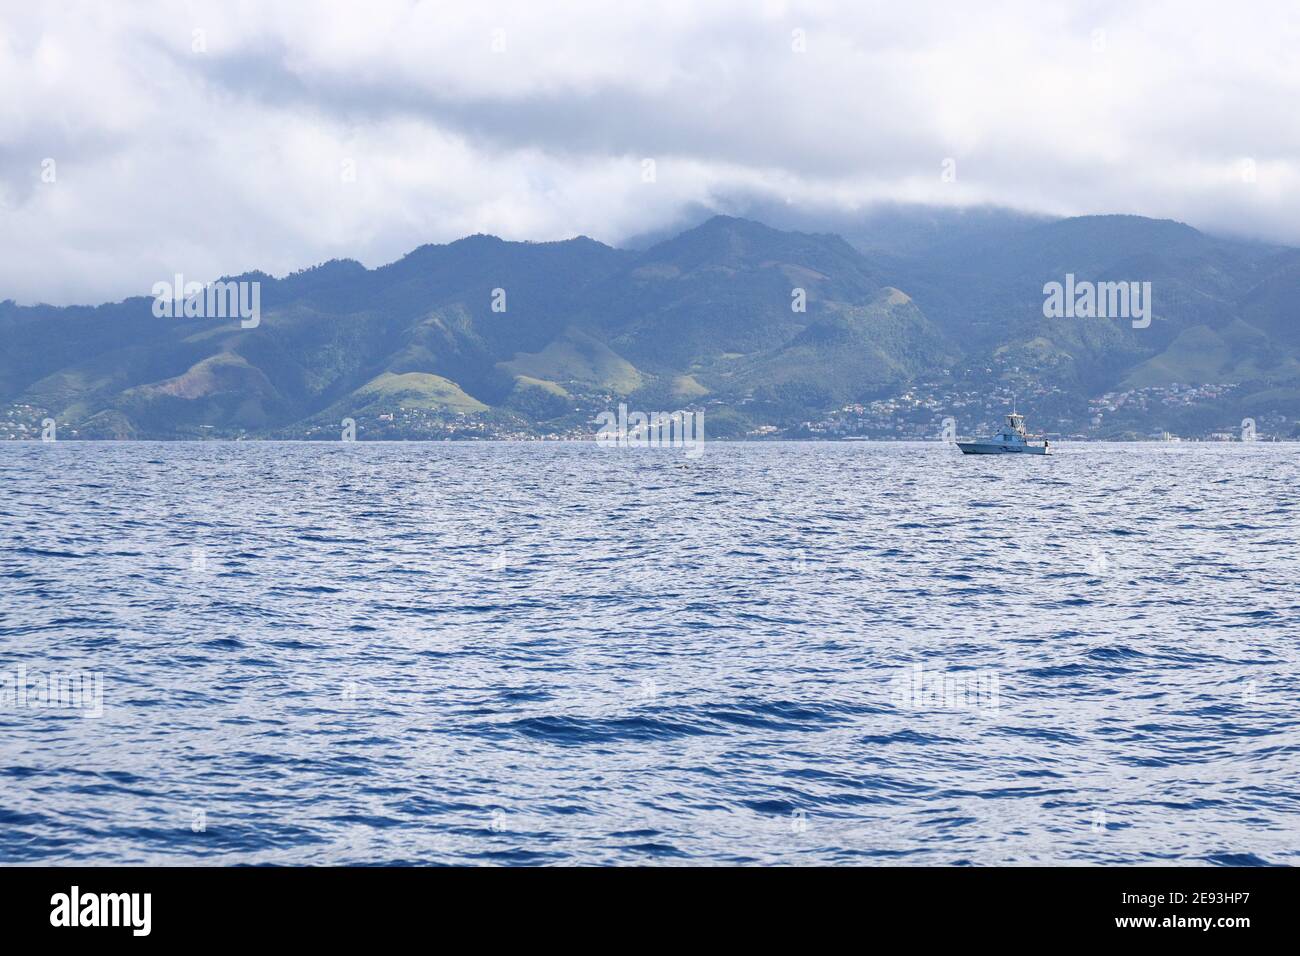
[956,442,1048,455]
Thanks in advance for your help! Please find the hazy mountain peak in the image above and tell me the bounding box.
[638,214,864,275]
[1046,214,1203,239]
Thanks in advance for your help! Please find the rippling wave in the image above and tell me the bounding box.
[1,441,1297,865]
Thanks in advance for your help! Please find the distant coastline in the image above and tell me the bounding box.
[5,214,1298,445]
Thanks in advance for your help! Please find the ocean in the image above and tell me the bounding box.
[2,441,1297,865]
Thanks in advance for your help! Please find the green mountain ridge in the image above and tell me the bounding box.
[3,212,1299,441]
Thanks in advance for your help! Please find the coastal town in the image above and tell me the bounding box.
[788,381,1291,441]
[5,380,1294,443]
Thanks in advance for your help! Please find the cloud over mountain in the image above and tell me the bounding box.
[2,0,1297,305]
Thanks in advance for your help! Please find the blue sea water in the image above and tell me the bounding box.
[1,440,1298,866]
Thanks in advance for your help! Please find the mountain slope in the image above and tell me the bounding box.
[3,210,1299,440]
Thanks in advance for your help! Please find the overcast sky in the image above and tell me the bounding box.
[3,0,1298,305]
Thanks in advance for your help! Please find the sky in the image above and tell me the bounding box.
[2,0,1298,305]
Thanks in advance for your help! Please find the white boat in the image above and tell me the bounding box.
[957,411,1050,455]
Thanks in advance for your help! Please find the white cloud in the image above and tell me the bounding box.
[1,0,1296,304]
